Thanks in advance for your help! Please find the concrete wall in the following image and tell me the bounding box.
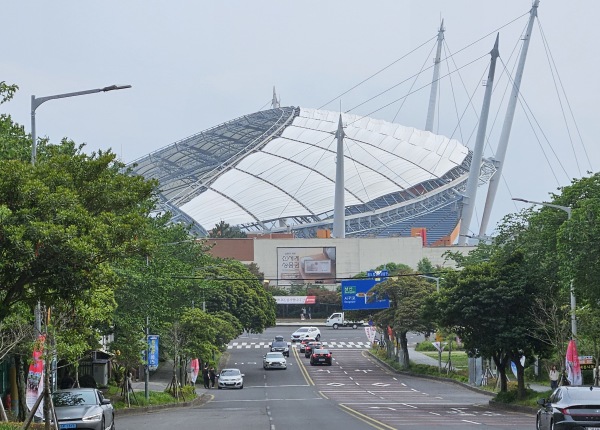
[232,237,476,285]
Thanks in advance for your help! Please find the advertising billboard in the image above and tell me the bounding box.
[277,247,336,285]
[342,279,390,310]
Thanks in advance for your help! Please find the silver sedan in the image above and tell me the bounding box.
[263,352,287,370]
[52,387,114,430]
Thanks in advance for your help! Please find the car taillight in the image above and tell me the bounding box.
[559,408,571,415]
[327,354,331,357]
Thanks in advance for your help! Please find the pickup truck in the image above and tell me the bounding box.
[325,312,364,329]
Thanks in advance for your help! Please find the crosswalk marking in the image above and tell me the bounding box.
[227,341,370,350]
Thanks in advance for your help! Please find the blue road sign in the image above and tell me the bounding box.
[342,279,390,310]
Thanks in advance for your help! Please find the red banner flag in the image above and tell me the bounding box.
[566,339,582,386]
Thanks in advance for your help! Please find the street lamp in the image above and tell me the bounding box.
[418,275,442,293]
[513,197,576,337]
[31,84,132,164]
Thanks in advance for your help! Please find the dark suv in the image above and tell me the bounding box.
[270,337,290,357]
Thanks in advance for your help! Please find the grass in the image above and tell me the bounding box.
[418,350,469,370]
[108,383,197,409]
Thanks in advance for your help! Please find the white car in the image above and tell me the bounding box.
[291,326,321,342]
[263,352,287,370]
[217,368,244,389]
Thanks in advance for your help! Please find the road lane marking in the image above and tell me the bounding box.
[461,419,482,425]
[293,344,314,386]
[339,404,397,430]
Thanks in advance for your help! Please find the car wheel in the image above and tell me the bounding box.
[101,418,105,430]
[535,416,541,430]
[110,414,115,430]
[240,385,243,389]
[352,324,357,329]
[333,323,339,329]
[316,334,321,341]
[218,386,222,389]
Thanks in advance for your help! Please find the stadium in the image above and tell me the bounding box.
[128,106,495,246]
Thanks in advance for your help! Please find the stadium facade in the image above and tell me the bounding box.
[128,107,495,246]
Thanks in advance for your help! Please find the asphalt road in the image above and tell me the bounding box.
[117,326,535,429]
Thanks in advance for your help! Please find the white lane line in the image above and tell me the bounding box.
[461,420,481,425]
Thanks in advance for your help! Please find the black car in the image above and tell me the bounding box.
[310,349,332,366]
[537,386,600,429]
[270,340,290,357]
[304,341,322,358]
[299,338,316,353]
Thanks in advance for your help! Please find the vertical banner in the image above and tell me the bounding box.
[364,326,377,343]
[26,335,45,419]
[190,359,199,384]
[148,335,159,371]
[566,339,582,386]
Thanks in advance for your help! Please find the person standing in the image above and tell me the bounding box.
[549,365,559,390]
[202,363,210,389]
[209,366,217,388]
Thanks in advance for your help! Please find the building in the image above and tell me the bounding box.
[129,107,494,245]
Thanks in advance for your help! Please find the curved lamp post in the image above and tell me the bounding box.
[31,84,132,164]
[513,197,576,337]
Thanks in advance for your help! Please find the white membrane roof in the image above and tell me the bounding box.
[181,108,468,228]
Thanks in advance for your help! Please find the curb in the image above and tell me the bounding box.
[114,393,212,416]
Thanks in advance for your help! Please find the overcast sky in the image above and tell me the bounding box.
[3,1,598,238]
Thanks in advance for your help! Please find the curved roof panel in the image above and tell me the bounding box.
[178,107,468,230]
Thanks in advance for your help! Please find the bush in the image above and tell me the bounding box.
[415,342,437,352]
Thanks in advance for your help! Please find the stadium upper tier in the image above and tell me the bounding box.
[128,107,495,243]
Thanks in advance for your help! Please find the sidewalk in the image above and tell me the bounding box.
[130,360,212,397]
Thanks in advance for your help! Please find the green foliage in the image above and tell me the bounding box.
[0,140,157,323]
[208,220,246,238]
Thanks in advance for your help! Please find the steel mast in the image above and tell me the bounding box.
[271,86,280,109]
[458,35,500,245]
[332,114,346,238]
[425,20,445,132]
[478,0,539,237]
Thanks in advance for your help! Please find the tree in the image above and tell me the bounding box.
[438,251,549,397]
[370,266,436,368]
[208,220,246,238]
[0,140,157,324]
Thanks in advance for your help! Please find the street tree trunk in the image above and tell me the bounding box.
[397,330,409,369]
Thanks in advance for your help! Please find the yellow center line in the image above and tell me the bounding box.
[293,344,314,386]
[339,404,397,430]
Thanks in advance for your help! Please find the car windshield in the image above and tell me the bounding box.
[52,391,96,407]
[220,369,241,376]
[314,349,329,354]
[272,341,287,347]
[295,328,309,333]
[266,353,284,358]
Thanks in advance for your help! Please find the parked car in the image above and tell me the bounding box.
[536,386,600,429]
[299,338,316,353]
[310,348,333,366]
[52,388,114,430]
[304,341,323,358]
[291,326,321,342]
[263,352,287,370]
[217,368,244,389]
[270,339,290,357]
